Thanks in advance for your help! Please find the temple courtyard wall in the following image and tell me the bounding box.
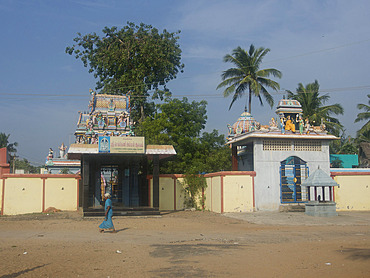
[1,174,80,215]
[0,170,369,215]
[331,170,370,211]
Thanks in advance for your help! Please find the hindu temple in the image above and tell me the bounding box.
[64,91,176,214]
[227,98,338,211]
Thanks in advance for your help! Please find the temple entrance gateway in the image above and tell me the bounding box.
[81,153,147,209]
[61,92,176,215]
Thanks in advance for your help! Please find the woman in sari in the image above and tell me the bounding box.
[99,193,116,233]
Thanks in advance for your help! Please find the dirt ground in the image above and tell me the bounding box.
[0,210,369,278]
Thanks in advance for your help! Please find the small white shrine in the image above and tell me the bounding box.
[227,99,338,211]
[302,167,339,217]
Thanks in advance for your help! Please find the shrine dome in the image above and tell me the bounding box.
[231,110,258,135]
[275,99,303,114]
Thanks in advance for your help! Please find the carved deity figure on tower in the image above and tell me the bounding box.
[46,148,54,163]
[284,116,296,133]
[280,118,285,134]
[269,117,277,128]
[320,118,326,131]
[305,118,311,134]
[108,98,115,112]
[59,143,67,158]
[117,112,128,128]
[298,116,304,135]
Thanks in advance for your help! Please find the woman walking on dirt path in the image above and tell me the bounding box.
[99,193,116,233]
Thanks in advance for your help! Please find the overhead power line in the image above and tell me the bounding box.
[1,38,369,97]
[16,153,45,166]
[265,38,370,64]
[1,85,370,100]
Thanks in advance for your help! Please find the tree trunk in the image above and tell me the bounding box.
[140,104,144,123]
[248,87,252,113]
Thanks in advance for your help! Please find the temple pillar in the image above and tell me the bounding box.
[153,154,159,208]
[130,161,140,206]
[232,145,238,171]
[82,156,90,209]
[122,168,130,207]
[140,157,148,206]
[93,165,101,207]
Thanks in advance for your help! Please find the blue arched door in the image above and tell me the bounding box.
[280,156,309,203]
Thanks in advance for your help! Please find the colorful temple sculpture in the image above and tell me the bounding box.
[227,98,327,140]
[45,143,81,174]
[227,98,338,211]
[227,111,258,136]
[75,91,134,144]
[65,91,175,214]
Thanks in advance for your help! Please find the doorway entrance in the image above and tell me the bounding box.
[82,154,148,209]
[95,165,120,206]
[280,156,309,203]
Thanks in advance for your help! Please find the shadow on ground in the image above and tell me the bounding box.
[1,264,49,278]
[149,243,240,277]
[340,248,370,260]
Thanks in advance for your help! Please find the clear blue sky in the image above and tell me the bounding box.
[1,0,369,165]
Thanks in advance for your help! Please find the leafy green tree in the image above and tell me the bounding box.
[330,158,343,168]
[182,172,207,209]
[217,44,282,113]
[0,132,18,171]
[355,94,370,143]
[60,168,71,174]
[199,130,231,173]
[0,132,18,154]
[66,22,184,122]
[137,98,231,174]
[14,158,41,174]
[335,136,358,154]
[140,97,207,145]
[287,80,344,136]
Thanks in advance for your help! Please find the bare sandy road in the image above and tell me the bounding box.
[0,210,369,277]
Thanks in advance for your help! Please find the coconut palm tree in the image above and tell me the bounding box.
[217,45,282,113]
[286,80,344,136]
[0,133,18,171]
[0,132,18,154]
[355,94,370,142]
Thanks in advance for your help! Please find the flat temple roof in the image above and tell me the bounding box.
[227,131,339,146]
[67,144,176,160]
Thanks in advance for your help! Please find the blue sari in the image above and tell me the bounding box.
[99,198,115,229]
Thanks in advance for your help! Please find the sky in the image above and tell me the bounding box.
[1,0,369,165]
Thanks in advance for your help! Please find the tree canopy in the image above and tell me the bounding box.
[217,45,282,113]
[330,134,358,154]
[355,94,370,143]
[14,158,41,174]
[66,22,184,122]
[137,98,231,174]
[0,132,17,154]
[287,80,344,136]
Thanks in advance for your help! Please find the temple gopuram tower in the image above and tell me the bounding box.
[68,92,176,213]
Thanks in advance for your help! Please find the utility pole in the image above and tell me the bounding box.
[12,154,18,174]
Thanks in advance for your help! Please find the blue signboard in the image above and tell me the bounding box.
[98,136,111,153]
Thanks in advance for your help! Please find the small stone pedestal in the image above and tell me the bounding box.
[305,201,338,217]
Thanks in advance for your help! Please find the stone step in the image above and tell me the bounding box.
[83,207,160,217]
[279,204,305,212]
